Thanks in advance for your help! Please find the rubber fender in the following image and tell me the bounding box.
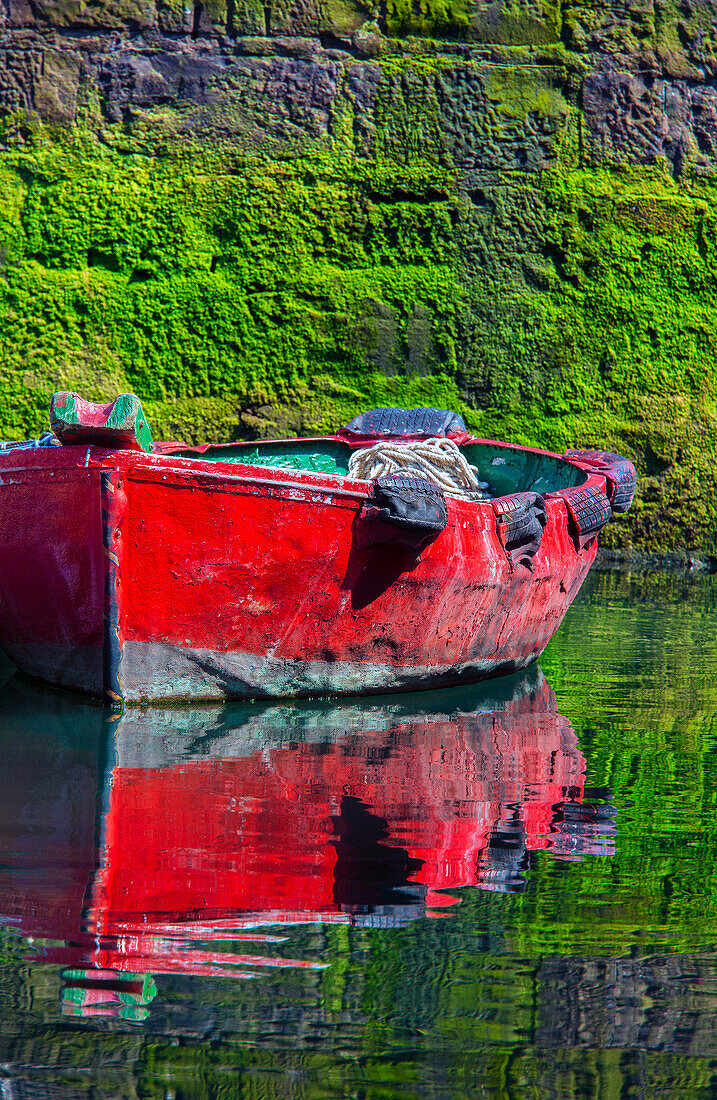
[360,475,448,552]
[562,484,612,549]
[340,407,466,438]
[491,492,547,571]
[564,449,637,513]
[549,799,618,859]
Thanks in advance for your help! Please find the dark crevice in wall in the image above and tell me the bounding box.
[226,0,235,38]
[558,0,571,48]
[263,5,271,36]
[129,267,156,283]
[364,185,450,204]
[671,143,687,179]
[676,20,691,49]
[191,2,203,38]
[24,0,42,22]
[542,241,578,286]
[318,32,363,56]
[466,187,496,213]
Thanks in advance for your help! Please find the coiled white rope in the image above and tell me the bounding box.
[348,438,491,500]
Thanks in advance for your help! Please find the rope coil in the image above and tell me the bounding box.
[348,438,491,500]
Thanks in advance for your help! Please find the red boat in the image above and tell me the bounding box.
[0,394,636,706]
[0,669,615,1017]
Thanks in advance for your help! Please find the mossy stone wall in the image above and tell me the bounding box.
[1,0,717,548]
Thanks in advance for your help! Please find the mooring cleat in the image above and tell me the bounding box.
[50,391,153,452]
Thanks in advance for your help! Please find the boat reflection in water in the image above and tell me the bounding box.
[0,666,615,1020]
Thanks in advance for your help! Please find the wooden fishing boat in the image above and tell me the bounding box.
[0,393,636,707]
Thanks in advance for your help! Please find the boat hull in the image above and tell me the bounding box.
[0,443,600,704]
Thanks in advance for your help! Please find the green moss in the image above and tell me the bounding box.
[381,0,561,42]
[1,97,717,550]
[484,65,569,120]
[0,133,466,448]
[455,164,717,550]
[382,0,471,39]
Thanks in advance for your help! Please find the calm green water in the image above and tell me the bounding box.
[1,568,717,1098]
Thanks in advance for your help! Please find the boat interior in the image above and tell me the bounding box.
[168,439,588,497]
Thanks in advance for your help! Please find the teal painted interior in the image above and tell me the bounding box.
[462,444,587,495]
[176,441,353,474]
[178,439,587,495]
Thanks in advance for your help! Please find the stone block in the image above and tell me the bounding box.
[264,0,371,36]
[96,49,228,121]
[0,50,41,114]
[6,0,158,29]
[563,0,717,76]
[182,0,265,37]
[371,62,572,171]
[383,0,560,43]
[561,0,657,52]
[672,0,717,75]
[156,0,192,33]
[583,62,717,174]
[91,48,342,142]
[583,65,673,164]
[34,49,81,123]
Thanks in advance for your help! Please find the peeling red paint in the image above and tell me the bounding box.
[0,436,619,704]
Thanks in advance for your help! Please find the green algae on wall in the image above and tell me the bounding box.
[0,20,716,550]
[0,131,466,439]
[2,127,717,549]
[456,164,717,550]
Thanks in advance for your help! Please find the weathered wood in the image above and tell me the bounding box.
[51,392,153,453]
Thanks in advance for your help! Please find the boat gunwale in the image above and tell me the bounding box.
[0,436,604,515]
[147,434,597,503]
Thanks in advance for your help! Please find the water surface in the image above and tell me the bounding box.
[1,568,717,1098]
